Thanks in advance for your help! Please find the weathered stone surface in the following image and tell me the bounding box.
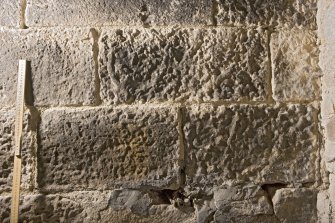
[0,191,110,222]
[216,0,317,29]
[271,29,320,101]
[272,188,317,222]
[0,0,19,27]
[26,0,211,27]
[99,28,269,104]
[0,109,33,192]
[213,185,275,222]
[0,28,95,108]
[38,106,180,191]
[184,104,318,188]
[0,191,195,223]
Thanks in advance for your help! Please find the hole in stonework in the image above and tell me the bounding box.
[261,183,287,200]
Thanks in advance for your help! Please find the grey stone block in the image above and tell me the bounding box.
[272,188,317,222]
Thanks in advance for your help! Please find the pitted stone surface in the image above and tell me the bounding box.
[272,188,317,222]
[38,106,180,191]
[0,28,95,108]
[0,191,110,223]
[0,0,19,27]
[184,104,318,188]
[99,28,269,104]
[271,29,320,101]
[26,0,211,27]
[0,109,33,192]
[216,0,317,29]
[0,192,195,222]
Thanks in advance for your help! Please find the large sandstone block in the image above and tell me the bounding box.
[184,104,318,188]
[272,188,317,222]
[0,28,95,108]
[26,0,211,27]
[38,106,181,191]
[99,28,269,104]
[0,0,20,27]
[271,29,320,101]
[0,109,33,192]
[216,0,317,29]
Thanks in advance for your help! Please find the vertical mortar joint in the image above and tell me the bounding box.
[211,0,219,26]
[20,0,28,29]
[177,107,186,187]
[90,28,103,106]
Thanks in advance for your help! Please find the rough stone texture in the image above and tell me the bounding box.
[38,106,180,191]
[0,0,20,27]
[0,28,95,108]
[99,28,269,104]
[213,185,277,223]
[184,104,318,188]
[0,0,324,221]
[272,188,317,222]
[271,29,320,101]
[216,0,317,29]
[26,0,211,27]
[0,108,34,193]
[0,191,195,223]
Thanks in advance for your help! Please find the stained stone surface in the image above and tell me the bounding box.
[0,28,95,108]
[0,109,33,192]
[272,188,317,222]
[184,104,318,188]
[99,28,269,104]
[216,0,317,29]
[271,29,320,101]
[0,0,20,27]
[26,0,211,27]
[38,106,180,191]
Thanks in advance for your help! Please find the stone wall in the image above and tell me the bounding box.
[0,0,327,222]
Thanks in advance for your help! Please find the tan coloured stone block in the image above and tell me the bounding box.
[26,0,211,27]
[38,106,181,191]
[184,104,318,188]
[271,29,320,101]
[0,28,95,108]
[99,28,269,104]
[0,0,20,27]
